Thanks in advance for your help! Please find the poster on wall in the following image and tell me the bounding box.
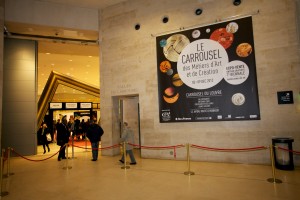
[156,16,260,123]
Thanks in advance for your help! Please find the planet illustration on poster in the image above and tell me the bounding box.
[236,43,252,57]
[163,87,179,104]
[160,39,167,47]
[164,87,175,96]
[163,34,190,62]
[192,29,201,38]
[172,73,183,87]
[166,68,173,76]
[163,93,179,104]
[210,28,234,49]
[226,22,239,33]
[160,60,172,73]
[231,93,245,106]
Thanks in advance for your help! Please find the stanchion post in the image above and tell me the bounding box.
[85,133,88,152]
[63,144,72,170]
[71,135,77,159]
[121,142,130,169]
[267,144,282,184]
[0,149,9,197]
[184,143,195,176]
[3,147,14,178]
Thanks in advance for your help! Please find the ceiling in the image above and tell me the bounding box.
[4,0,127,103]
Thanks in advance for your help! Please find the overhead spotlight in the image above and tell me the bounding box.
[195,8,203,16]
[134,24,140,30]
[233,0,242,6]
[162,16,169,23]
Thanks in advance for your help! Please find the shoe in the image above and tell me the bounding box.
[130,162,137,165]
[91,159,97,161]
[43,150,46,154]
[58,158,61,161]
[48,148,50,152]
[119,160,124,163]
[62,157,67,159]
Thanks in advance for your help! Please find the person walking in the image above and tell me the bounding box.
[37,122,51,154]
[119,122,136,165]
[86,118,104,161]
[56,115,70,161]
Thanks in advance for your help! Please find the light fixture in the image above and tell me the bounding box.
[195,8,203,15]
[233,0,241,6]
[162,16,169,23]
[134,24,140,30]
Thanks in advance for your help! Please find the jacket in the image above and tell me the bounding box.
[86,124,104,143]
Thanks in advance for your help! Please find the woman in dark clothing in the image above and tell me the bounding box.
[37,122,51,154]
[56,116,70,161]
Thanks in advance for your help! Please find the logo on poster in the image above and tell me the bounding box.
[161,111,171,121]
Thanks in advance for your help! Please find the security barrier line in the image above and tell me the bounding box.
[11,147,61,162]
[6,142,300,182]
[190,144,268,152]
[128,143,185,159]
[71,144,120,150]
[189,144,281,183]
[275,146,300,155]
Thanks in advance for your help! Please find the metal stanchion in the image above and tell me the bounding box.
[184,143,195,176]
[71,134,77,159]
[63,144,72,170]
[3,147,14,178]
[84,133,88,152]
[121,142,130,169]
[0,149,9,197]
[267,145,282,183]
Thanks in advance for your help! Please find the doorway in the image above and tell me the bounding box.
[118,96,140,152]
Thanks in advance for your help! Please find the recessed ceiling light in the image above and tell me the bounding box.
[69,59,72,62]
[46,53,50,55]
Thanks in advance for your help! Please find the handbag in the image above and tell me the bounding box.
[46,133,52,142]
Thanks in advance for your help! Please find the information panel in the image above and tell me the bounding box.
[156,16,260,122]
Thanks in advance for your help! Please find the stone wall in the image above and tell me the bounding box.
[99,0,300,165]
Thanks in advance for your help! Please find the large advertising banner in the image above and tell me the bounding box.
[156,16,260,123]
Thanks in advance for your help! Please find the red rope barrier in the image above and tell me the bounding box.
[11,148,60,162]
[128,143,185,159]
[129,143,185,149]
[71,144,121,151]
[276,146,300,155]
[191,144,268,152]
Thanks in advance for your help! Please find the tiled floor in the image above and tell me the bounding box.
[1,142,299,200]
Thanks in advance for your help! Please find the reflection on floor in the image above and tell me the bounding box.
[2,142,300,200]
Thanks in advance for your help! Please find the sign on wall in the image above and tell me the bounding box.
[156,16,260,122]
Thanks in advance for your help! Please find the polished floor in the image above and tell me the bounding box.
[1,142,299,200]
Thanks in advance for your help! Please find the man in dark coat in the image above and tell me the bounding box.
[86,118,104,161]
[56,115,70,161]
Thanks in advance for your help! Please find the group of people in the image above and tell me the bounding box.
[38,116,136,164]
[56,115,105,161]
